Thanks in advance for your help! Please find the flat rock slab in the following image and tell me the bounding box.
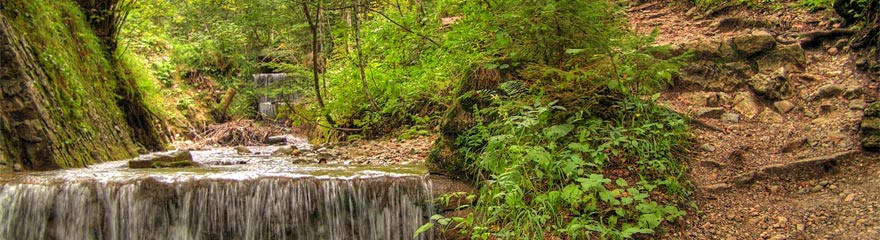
[129,151,199,169]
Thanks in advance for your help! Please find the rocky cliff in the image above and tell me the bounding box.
[0,0,163,171]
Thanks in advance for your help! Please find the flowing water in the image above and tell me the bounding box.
[0,143,434,240]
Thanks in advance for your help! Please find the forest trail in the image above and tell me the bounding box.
[627,0,880,238]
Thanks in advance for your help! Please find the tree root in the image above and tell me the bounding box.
[798,29,858,49]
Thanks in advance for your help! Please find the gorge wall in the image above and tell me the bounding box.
[0,0,163,171]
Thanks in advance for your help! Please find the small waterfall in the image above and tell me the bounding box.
[253,73,301,119]
[0,176,433,240]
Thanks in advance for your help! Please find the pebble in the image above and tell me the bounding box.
[844,193,856,202]
[769,185,782,194]
[721,113,741,123]
[796,223,805,231]
[701,144,717,152]
[827,47,839,55]
[773,100,795,114]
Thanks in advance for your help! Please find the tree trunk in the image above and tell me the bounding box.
[301,0,336,126]
[353,0,381,112]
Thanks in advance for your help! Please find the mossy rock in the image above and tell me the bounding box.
[862,117,880,134]
[865,102,880,118]
[427,137,472,181]
[755,44,806,73]
[862,134,880,151]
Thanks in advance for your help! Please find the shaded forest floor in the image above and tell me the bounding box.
[627,0,880,238]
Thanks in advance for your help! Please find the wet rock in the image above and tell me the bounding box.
[773,100,796,114]
[810,84,845,101]
[749,67,791,101]
[265,135,288,145]
[129,151,198,169]
[271,147,295,156]
[733,92,762,118]
[721,113,741,123]
[732,30,776,57]
[234,146,251,155]
[698,107,726,118]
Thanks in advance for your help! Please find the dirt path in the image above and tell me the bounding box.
[627,0,880,238]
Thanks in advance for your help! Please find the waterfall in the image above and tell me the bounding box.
[0,176,433,240]
[253,73,301,119]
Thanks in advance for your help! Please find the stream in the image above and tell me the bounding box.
[0,139,434,240]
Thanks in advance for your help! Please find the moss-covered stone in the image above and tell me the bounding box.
[865,102,880,118]
[427,65,505,180]
[0,0,164,171]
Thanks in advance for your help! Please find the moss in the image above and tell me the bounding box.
[1,0,144,169]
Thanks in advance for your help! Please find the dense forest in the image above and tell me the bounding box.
[1,0,879,239]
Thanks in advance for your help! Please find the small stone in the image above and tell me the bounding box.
[721,113,741,123]
[819,102,835,114]
[849,99,866,110]
[844,193,856,202]
[773,100,796,114]
[812,185,823,192]
[769,185,782,193]
[827,47,839,55]
[757,110,784,123]
[828,184,837,190]
[796,224,805,231]
[733,92,762,118]
[697,107,726,118]
[701,143,717,152]
[844,86,863,100]
[811,84,845,101]
[234,146,251,155]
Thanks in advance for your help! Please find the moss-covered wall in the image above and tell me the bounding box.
[0,0,154,171]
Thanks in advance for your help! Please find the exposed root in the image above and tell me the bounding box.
[798,29,858,49]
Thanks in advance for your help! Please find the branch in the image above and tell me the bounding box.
[365,8,441,47]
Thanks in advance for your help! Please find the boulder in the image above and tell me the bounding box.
[129,151,198,169]
[749,67,791,100]
[756,44,806,73]
[732,30,776,57]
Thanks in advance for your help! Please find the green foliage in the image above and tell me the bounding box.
[799,0,835,11]
[440,94,690,239]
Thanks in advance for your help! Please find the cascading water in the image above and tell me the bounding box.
[253,73,302,119]
[0,144,434,240]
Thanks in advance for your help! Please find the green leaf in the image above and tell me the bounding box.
[616,178,628,187]
[413,222,434,239]
[566,48,586,54]
[543,124,574,140]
